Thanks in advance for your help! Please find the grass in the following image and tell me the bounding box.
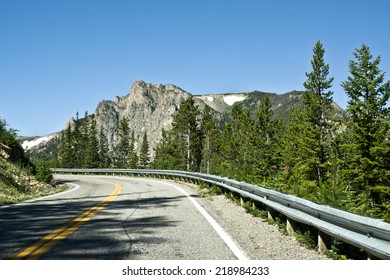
[179,178,371,260]
[0,181,67,206]
[0,158,67,206]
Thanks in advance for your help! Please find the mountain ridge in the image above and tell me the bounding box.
[23,80,322,161]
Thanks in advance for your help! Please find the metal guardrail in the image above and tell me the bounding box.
[51,168,390,259]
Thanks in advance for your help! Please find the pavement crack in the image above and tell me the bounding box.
[122,193,141,258]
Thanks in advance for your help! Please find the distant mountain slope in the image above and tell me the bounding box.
[194,89,304,123]
[23,80,343,161]
[1,122,61,205]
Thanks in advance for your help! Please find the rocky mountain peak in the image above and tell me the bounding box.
[24,80,321,164]
[95,81,192,159]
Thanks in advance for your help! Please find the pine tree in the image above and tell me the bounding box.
[302,40,335,186]
[279,41,339,203]
[128,130,138,168]
[35,154,54,183]
[84,118,100,168]
[60,125,74,168]
[254,96,283,182]
[200,105,220,174]
[139,131,150,169]
[152,98,203,171]
[98,128,110,168]
[235,106,256,181]
[115,118,130,168]
[341,44,390,220]
[171,98,203,171]
[279,105,313,197]
[153,128,182,170]
[218,122,236,176]
[72,112,84,167]
[218,104,256,181]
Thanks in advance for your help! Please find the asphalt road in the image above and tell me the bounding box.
[0,175,244,260]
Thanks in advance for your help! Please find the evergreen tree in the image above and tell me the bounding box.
[200,105,220,174]
[279,41,340,203]
[84,118,100,168]
[171,98,203,171]
[254,96,283,182]
[98,128,110,168]
[60,125,74,168]
[139,131,150,169]
[128,130,138,168]
[115,118,131,168]
[35,154,54,183]
[341,44,390,220]
[279,105,313,197]
[153,128,182,170]
[218,104,256,181]
[302,40,335,186]
[234,106,256,181]
[72,112,85,167]
[218,122,236,176]
[153,98,202,171]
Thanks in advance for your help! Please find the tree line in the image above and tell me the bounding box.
[153,41,390,222]
[54,112,150,169]
[53,41,389,222]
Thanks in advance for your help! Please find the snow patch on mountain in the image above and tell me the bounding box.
[22,134,56,150]
[223,95,247,106]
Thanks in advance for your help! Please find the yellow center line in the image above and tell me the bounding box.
[11,179,122,260]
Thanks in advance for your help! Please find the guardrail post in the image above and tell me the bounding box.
[267,206,277,222]
[287,218,298,236]
[318,230,331,253]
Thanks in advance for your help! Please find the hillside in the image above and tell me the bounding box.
[25,80,318,161]
[0,120,64,205]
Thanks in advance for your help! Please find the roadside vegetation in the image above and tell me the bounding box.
[0,118,65,206]
[53,42,390,223]
[151,42,390,223]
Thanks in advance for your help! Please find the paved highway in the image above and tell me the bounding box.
[0,175,245,260]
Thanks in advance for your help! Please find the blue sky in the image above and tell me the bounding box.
[1,0,390,136]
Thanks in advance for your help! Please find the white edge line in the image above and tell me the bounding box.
[155,180,249,260]
[0,183,80,210]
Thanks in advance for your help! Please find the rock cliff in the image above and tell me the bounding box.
[95,80,192,159]
[24,80,319,162]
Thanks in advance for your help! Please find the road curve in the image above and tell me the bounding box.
[0,175,243,260]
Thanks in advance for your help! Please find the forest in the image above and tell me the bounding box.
[54,41,390,222]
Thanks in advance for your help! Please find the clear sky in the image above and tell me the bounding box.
[1,0,389,136]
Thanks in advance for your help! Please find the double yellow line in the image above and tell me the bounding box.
[12,179,122,260]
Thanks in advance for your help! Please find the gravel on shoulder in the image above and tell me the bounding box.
[180,182,329,260]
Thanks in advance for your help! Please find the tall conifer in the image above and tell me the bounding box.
[171,98,203,171]
[98,128,110,168]
[341,44,390,219]
[139,131,150,169]
[85,118,99,168]
[302,40,335,186]
[201,105,220,174]
[115,118,130,168]
[255,96,283,182]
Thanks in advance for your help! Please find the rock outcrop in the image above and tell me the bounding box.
[95,80,192,159]
[24,80,327,162]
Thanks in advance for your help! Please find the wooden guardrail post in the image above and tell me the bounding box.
[267,206,277,222]
[318,230,332,253]
[287,217,298,236]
